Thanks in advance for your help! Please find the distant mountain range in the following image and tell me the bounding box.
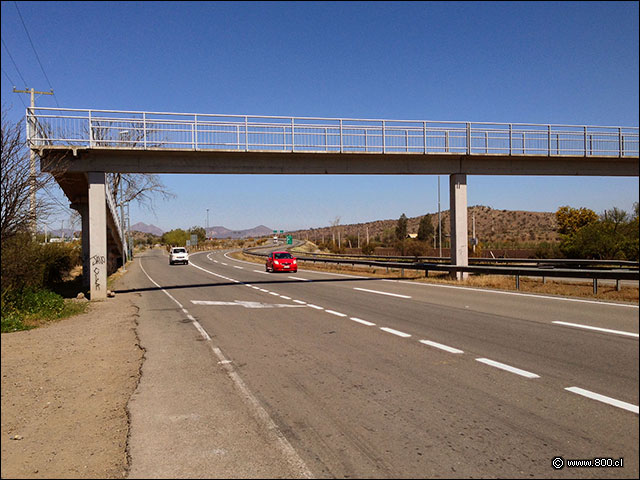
[129,222,274,239]
[130,222,164,236]
[207,225,273,239]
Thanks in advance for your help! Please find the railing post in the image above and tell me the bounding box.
[194,115,198,150]
[382,120,385,153]
[584,126,588,157]
[340,119,343,153]
[89,110,94,147]
[245,116,248,151]
[445,130,449,153]
[522,132,526,154]
[547,125,551,156]
[236,124,240,150]
[618,127,622,158]
[423,121,427,154]
[291,118,295,152]
[485,131,488,154]
[509,124,512,155]
[143,112,147,149]
[466,122,471,154]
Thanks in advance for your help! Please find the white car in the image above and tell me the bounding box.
[169,247,189,265]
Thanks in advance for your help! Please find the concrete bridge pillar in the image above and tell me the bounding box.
[88,172,108,300]
[449,174,469,280]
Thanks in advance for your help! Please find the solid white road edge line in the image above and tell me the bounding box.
[388,279,639,308]
[564,387,639,414]
[138,260,312,477]
[475,358,540,378]
[552,321,639,338]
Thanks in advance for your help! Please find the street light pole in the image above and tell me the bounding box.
[438,176,442,258]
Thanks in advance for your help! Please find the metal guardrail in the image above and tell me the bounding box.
[242,246,639,294]
[290,250,639,269]
[27,107,639,158]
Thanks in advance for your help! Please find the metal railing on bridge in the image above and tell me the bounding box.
[27,107,639,158]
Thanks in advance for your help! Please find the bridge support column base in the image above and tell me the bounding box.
[88,172,107,300]
[449,174,469,281]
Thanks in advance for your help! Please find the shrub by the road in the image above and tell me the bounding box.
[1,234,85,333]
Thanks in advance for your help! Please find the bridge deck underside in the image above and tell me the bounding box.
[39,147,639,176]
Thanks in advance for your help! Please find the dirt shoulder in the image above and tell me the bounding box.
[1,279,143,479]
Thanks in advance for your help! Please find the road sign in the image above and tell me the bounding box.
[190,234,198,246]
[287,235,292,244]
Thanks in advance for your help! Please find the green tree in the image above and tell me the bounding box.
[162,229,189,246]
[417,214,434,241]
[559,206,639,260]
[395,213,408,240]
[361,241,378,255]
[189,226,206,243]
[555,206,598,235]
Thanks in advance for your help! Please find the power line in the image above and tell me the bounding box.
[13,1,60,107]
[1,67,27,108]
[1,35,28,86]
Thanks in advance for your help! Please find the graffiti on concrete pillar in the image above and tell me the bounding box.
[91,254,106,291]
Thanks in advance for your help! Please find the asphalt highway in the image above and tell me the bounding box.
[125,247,639,478]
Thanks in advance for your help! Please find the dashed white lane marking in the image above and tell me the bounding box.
[350,317,376,326]
[307,304,324,310]
[221,262,228,266]
[419,340,464,354]
[293,300,307,304]
[380,327,411,338]
[289,276,310,281]
[326,310,347,317]
[552,321,639,338]
[565,387,639,414]
[475,358,540,379]
[253,270,270,274]
[387,279,639,309]
[234,265,244,269]
[191,300,306,309]
[353,287,411,299]
[280,295,292,300]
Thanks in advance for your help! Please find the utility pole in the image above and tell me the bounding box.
[13,87,54,238]
[438,176,442,258]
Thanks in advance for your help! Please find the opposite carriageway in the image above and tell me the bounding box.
[27,107,639,299]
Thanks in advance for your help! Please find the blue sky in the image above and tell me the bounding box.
[2,1,638,233]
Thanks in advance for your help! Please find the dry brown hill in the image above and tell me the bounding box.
[291,206,559,247]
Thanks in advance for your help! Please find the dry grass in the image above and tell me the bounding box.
[230,250,639,305]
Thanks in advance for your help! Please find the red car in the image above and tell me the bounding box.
[266,251,298,273]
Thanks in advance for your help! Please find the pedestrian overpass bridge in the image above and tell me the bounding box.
[27,107,639,299]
